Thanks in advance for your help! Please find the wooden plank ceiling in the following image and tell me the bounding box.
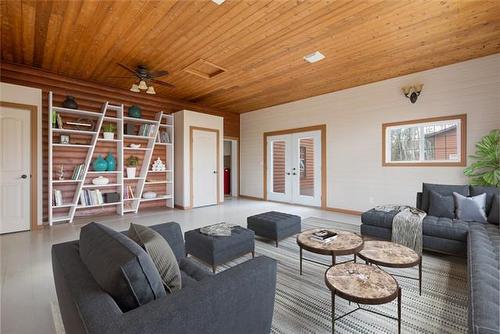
[1,0,500,114]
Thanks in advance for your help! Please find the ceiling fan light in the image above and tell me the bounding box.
[130,84,140,93]
[138,80,148,90]
[146,86,156,95]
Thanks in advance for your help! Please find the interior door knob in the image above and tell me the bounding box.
[213,171,217,174]
[20,174,28,179]
[286,172,291,175]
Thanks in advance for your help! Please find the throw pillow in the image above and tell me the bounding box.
[128,223,182,293]
[453,192,487,223]
[421,183,469,213]
[428,191,455,219]
[488,194,499,225]
[79,222,166,312]
[470,186,499,216]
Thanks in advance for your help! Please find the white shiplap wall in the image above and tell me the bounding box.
[240,54,500,212]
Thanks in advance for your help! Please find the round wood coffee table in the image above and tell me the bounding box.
[357,240,422,295]
[296,229,363,275]
[325,262,401,333]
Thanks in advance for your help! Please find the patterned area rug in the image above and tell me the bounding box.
[223,217,468,334]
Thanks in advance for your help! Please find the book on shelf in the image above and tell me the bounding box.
[79,189,104,206]
[56,113,63,129]
[138,124,156,137]
[311,230,337,243]
[53,189,63,206]
[158,131,170,143]
[124,185,135,199]
[71,164,85,180]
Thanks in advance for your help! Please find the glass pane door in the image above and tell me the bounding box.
[267,136,291,202]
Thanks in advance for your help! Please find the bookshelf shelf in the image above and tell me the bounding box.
[82,183,121,188]
[48,91,174,225]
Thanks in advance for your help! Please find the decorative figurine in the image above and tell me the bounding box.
[59,165,65,180]
[151,157,166,171]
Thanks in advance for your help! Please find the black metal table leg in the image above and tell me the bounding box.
[299,246,303,275]
[331,291,335,333]
[419,257,422,296]
[332,254,336,266]
[398,287,402,334]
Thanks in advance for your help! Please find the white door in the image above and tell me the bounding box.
[192,129,218,207]
[0,107,31,234]
[267,130,321,206]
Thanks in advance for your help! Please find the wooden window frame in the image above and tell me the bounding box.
[382,114,467,167]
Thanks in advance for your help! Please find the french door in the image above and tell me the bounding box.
[267,130,321,206]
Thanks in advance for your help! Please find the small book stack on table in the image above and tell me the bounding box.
[311,230,338,243]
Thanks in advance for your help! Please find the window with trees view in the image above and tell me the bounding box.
[382,115,466,166]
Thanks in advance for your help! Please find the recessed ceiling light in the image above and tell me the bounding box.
[304,51,325,63]
[211,0,225,4]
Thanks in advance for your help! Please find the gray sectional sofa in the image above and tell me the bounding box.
[361,183,499,334]
[52,222,278,334]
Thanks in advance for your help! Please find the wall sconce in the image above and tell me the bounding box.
[402,84,423,103]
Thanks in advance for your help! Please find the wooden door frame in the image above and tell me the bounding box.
[263,125,327,208]
[224,136,240,197]
[0,101,39,231]
[190,126,221,208]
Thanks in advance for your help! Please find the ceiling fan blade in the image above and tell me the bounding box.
[148,70,169,78]
[106,75,137,78]
[151,78,175,88]
[117,63,138,75]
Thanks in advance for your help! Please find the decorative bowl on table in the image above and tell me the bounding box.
[92,176,109,185]
[143,191,157,199]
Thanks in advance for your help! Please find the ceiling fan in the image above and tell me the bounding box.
[110,63,175,94]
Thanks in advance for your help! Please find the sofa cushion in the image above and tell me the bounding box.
[428,191,455,219]
[79,222,166,312]
[422,183,469,213]
[178,257,212,289]
[470,186,499,215]
[467,222,500,333]
[488,194,499,225]
[422,216,469,241]
[454,192,487,223]
[128,223,182,293]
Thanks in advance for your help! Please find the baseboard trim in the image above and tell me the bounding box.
[174,204,192,210]
[238,195,265,201]
[238,195,362,216]
[325,207,363,216]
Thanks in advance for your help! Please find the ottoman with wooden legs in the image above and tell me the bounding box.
[247,211,302,247]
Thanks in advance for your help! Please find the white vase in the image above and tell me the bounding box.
[126,167,136,178]
[103,132,114,140]
[92,176,109,185]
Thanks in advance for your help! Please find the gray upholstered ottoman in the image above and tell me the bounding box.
[247,211,301,247]
[184,226,255,273]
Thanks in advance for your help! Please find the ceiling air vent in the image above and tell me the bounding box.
[304,51,325,63]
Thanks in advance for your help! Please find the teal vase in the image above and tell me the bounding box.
[105,152,116,171]
[92,155,108,172]
[128,105,142,118]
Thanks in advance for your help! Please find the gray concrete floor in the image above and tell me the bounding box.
[0,198,360,334]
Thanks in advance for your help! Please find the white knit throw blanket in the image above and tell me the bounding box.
[375,205,427,255]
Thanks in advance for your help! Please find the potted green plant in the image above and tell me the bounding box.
[126,155,139,179]
[464,129,500,186]
[102,123,116,140]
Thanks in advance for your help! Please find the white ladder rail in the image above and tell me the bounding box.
[67,102,107,222]
[48,92,54,225]
[132,111,163,213]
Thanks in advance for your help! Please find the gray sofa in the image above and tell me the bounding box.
[52,222,278,334]
[361,183,499,334]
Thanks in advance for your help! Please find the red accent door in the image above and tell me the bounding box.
[224,168,231,195]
